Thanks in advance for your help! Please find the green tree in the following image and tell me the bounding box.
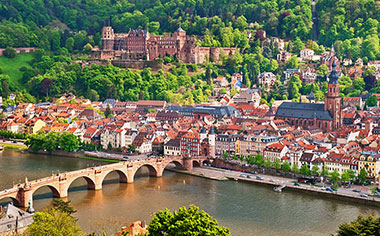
[3,47,16,58]
[358,168,367,184]
[300,165,311,176]
[239,155,245,162]
[264,159,272,169]
[335,215,380,236]
[281,161,291,173]
[330,170,340,183]
[317,64,329,79]
[286,56,299,69]
[254,154,264,168]
[291,164,300,174]
[321,166,329,178]
[52,199,77,216]
[366,95,377,107]
[26,208,82,236]
[148,205,230,236]
[232,153,238,160]
[60,132,79,152]
[341,171,350,183]
[65,37,74,52]
[222,152,229,160]
[273,158,281,171]
[105,104,112,118]
[83,43,93,54]
[311,165,320,176]
[347,169,356,182]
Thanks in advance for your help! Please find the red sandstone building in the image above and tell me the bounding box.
[275,62,342,132]
[99,26,236,64]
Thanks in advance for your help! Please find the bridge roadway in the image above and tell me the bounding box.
[0,156,209,207]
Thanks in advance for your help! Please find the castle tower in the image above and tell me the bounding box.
[101,26,115,50]
[324,61,342,130]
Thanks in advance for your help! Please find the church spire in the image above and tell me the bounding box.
[328,61,339,84]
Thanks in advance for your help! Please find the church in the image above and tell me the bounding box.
[275,61,342,132]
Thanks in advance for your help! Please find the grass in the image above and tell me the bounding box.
[78,156,120,163]
[0,53,34,90]
[1,143,28,149]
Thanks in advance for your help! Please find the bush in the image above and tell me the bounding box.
[3,47,17,58]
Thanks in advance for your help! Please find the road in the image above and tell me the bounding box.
[188,167,380,203]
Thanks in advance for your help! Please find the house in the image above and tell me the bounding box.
[302,67,317,84]
[0,204,34,235]
[83,128,99,144]
[136,100,167,112]
[232,89,261,106]
[325,153,344,174]
[277,51,292,64]
[299,152,315,169]
[300,48,314,61]
[214,77,229,87]
[78,109,102,120]
[263,142,289,162]
[368,60,380,71]
[24,119,46,134]
[231,73,243,90]
[343,97,363,109]
[180,132,201,157]
[164,139,181,156]
[132,132,153,154]
[258,72,276,91]
[358,153,380,179]
[284,69,300,80]
[215,134,238,155]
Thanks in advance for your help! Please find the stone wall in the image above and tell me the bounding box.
[112,60,163,70]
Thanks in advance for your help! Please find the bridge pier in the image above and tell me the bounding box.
[183,158,193,171]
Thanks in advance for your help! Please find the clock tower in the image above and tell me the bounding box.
[324,61,342,130]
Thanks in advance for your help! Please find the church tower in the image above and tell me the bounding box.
[324,61,342,130]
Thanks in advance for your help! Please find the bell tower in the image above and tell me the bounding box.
[324,61,342,130]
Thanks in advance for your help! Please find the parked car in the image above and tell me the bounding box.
[294,182,300,186]
[239,174,247,178]
[325,187,334,192]
[360,193,368,198]
[374,192,380,196]
[123,156,129,160]
[256,176,264,180]
[12,140,17,144]
[247,175,254,179]
[269,179,275,183]
[352,189,361,193]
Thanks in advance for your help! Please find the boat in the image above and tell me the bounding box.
[273,185,286,193]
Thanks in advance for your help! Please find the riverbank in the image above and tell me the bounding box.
[182,167,380,207]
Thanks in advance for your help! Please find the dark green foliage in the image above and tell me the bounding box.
[3,47,16,58]
[148,205,230,235]
[26,131,79,152]
[335,215,380,236]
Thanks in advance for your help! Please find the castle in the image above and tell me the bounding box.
[99,26,236,64]
[275,61,342,132]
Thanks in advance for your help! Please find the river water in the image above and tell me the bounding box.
[0,149,379,236]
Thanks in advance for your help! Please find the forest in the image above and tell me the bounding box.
[0,0,379,106]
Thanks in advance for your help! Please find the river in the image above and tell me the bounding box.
[0,149,379,236]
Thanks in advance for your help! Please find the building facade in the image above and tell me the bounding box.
[99,26,236,64]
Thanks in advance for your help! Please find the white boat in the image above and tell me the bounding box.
[273,185,286,193]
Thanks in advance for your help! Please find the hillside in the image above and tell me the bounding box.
[0,53,33,90]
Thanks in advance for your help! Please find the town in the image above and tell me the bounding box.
[1,3,380,234]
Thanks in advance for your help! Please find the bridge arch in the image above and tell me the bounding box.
[132,164,159,182]
[192,160,201,168]
[66,175,96,192]
[101,169,129,185]
[163,160,184,170]
[0,196,21,207]
[32,184,61,199]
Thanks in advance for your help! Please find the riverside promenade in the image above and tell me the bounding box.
[175,167,380,207]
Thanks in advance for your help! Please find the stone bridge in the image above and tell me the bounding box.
[0,156,210,207]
